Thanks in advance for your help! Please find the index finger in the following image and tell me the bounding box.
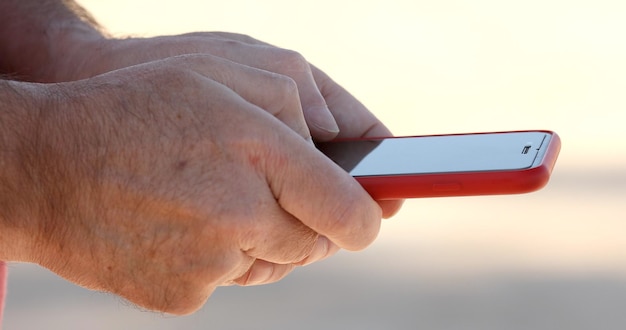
[160,54,312,141]
[311,66,392,139]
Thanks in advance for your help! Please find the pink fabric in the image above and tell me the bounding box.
[0,261,5,327]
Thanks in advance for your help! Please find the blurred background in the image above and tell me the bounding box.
[5,0,626,328]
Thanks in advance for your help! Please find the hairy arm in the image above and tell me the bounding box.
[0,0,104,81]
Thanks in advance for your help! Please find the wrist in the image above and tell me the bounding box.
[44,22,108,82]
[0,0,106,82]
[0,81,44,261]
[0,81,80,262]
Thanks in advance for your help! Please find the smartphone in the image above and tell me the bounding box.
[318,130,561,199]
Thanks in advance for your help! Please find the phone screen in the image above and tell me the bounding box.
[319,131,551,177]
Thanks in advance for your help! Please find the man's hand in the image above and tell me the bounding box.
[1,55,383,315]
[46,31,404,217]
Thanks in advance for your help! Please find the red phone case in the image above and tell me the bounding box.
[351,131,561,200]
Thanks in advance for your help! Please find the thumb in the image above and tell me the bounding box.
[265,131,382,251]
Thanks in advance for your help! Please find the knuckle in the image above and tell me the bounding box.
[267,73,298,99]
[264,74,303,122]
[140,62,191,86]
[273,49,310,73]
[232,33,258,44]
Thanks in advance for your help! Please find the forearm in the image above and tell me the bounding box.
[0,0,105,82]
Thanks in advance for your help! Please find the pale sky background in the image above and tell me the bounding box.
[5,1,626,329]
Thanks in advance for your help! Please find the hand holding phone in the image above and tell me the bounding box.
[318,130,561,200]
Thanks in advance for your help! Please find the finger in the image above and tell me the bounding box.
[312,66,405,217]
[279,55,340,141]
[296,236,341,266]
[174,36,340,140]
[225,171,320,265]
[163,54,311,140]
[311,65,389,139]
[240,205,320,265]
[260,48,340,141]
[378,200,404,218]
[265,130,383,251]
[231,260,295,286]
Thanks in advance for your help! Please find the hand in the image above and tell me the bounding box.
[7,55,382,315]
[49,31,404,217]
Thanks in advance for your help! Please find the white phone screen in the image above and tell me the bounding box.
[319,132,550,177]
